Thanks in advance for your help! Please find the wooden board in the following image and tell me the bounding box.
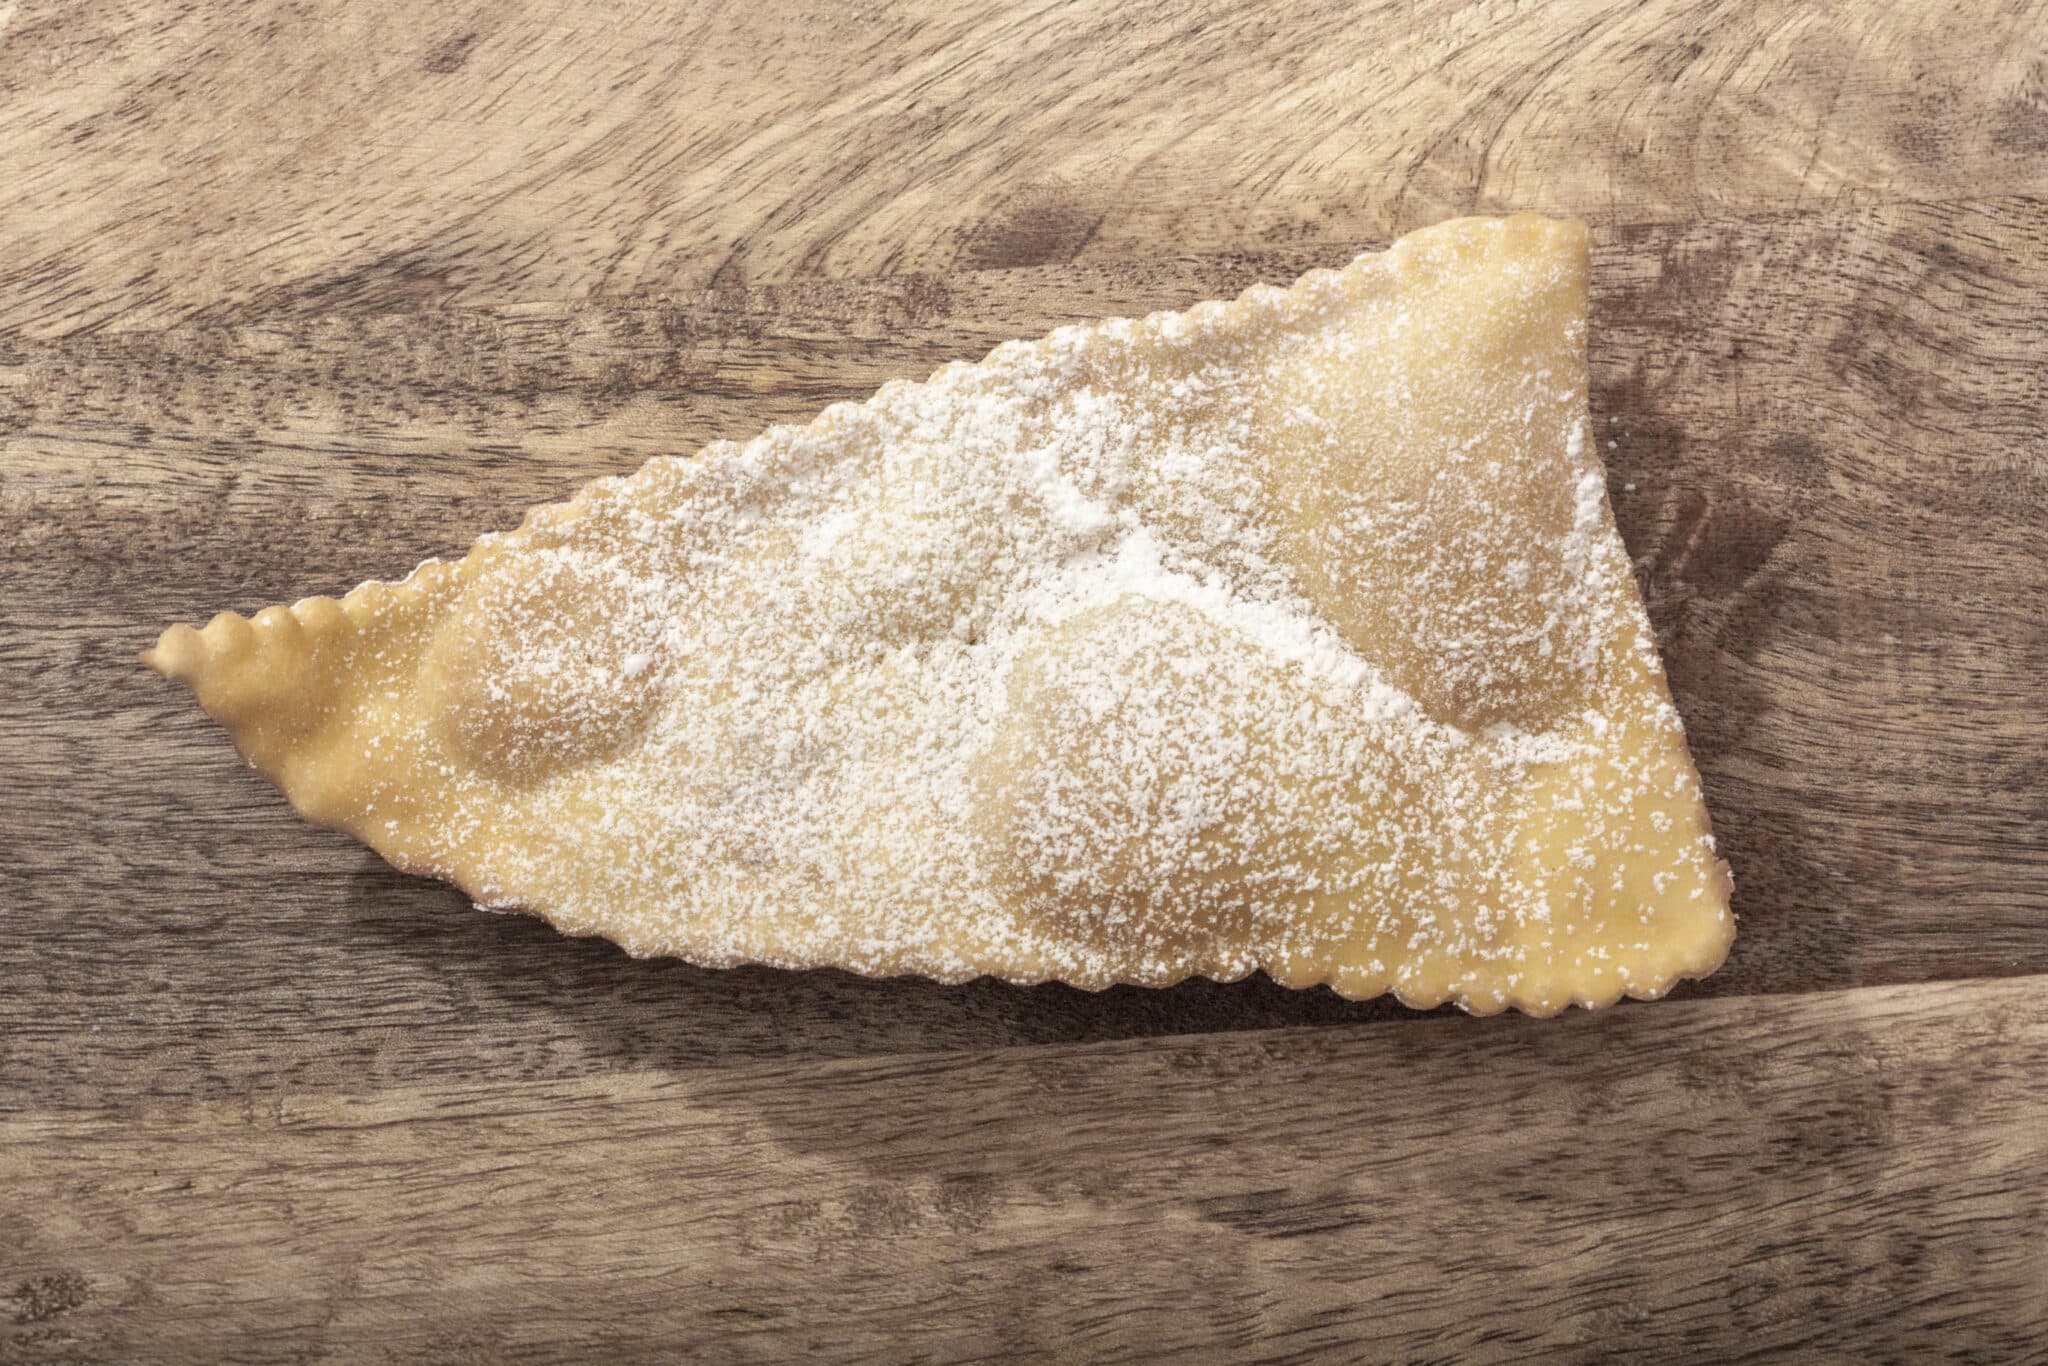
[8,979,2047,1362]
[3,0,2045,1358]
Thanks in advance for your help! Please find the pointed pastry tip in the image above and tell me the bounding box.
[141,620,207,684]
[142,611,260,687]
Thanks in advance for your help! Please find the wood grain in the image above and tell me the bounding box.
[4,1,2046,1357]
[6,975,2046,1362]
[4,0,2047,337]
[5,197,2044,1110]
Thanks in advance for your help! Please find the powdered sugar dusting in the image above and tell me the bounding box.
[273,215,1733,1014]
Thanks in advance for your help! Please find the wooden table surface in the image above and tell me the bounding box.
[5,1,2046,1360]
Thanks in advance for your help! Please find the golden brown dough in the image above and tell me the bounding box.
[146,214,1734,1014]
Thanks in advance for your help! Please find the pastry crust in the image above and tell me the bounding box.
[147,214,1734,1014]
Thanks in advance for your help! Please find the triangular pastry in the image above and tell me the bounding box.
[147,215,1734,1015]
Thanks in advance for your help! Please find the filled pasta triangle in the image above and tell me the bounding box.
[147,215,1733,1015]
